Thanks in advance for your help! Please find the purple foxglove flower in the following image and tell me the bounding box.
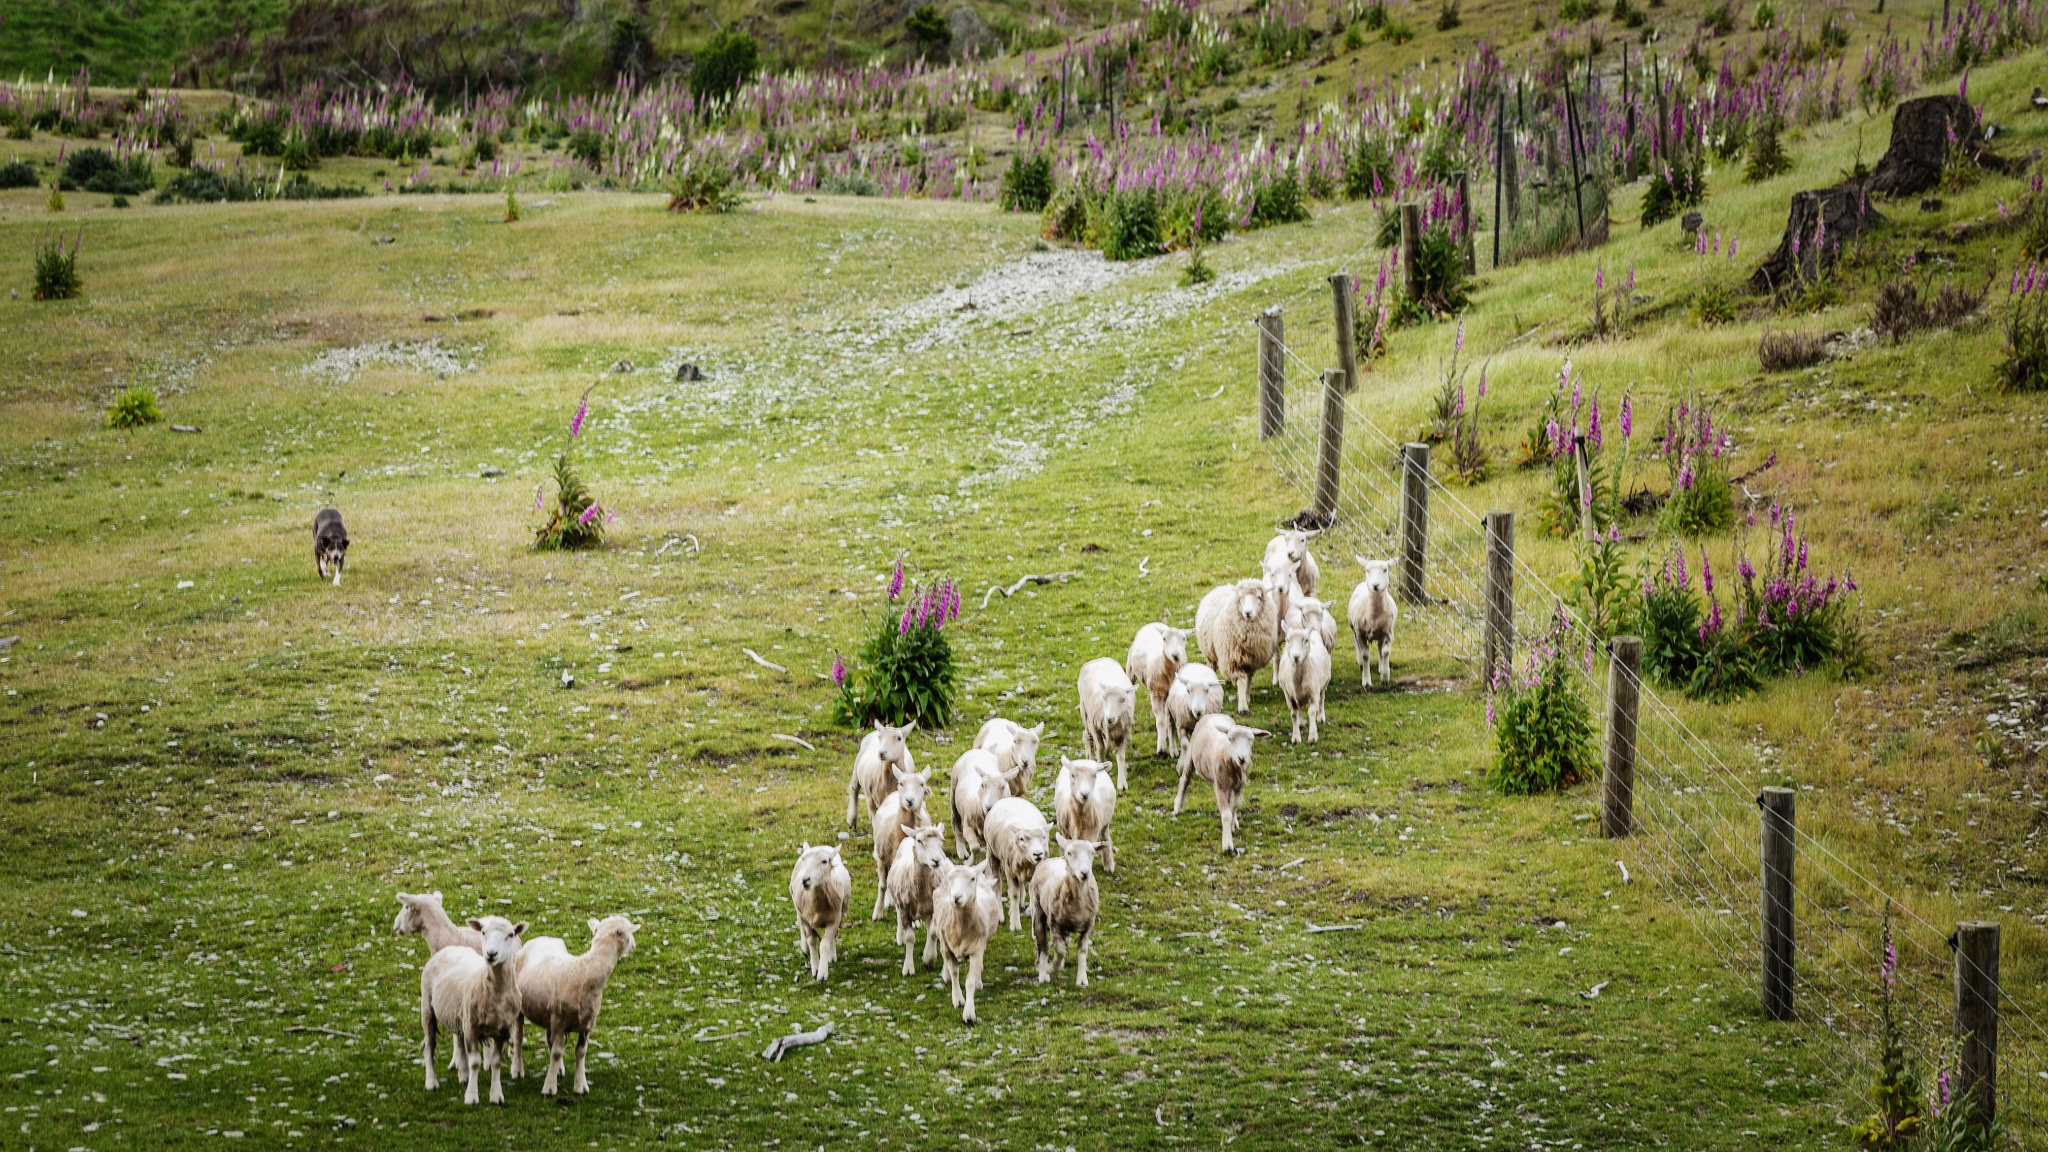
[578,503,602,525]
[1701,554,1714,593]
[900,608,913,636]
[832,655,847,687]
[888,560,904,601]
[1454,383,1465,416]
[1619,393,1633,439]
[1455,320,1465,354]
[534,487,545,513]
[1791,232,1800,257]
[1477,368,1487,398]
[570,399,588,438]
[1587,396,1602,451]
[1677,461,1695,491]
[1594,264,1604,292]
[1729,235,1739,260]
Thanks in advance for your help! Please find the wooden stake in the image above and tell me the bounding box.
[1257,307,1285,439]
[1311,370,1349,524]
[1602,636,1641,839]
[1759,787,1796,1022]
[1397,443,1430,603]
[1954,920,2001,1129]
[1400,203,1423,304]
[1483,512,1514,679]
[1330,273,1358,396]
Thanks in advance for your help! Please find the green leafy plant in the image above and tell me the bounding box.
[0,159,38,189]
[504,187,520,223]
[1435,0,1461,29]
[1000,151,1055,212]
[1535,358,1629,539]
[666,166,741,213]
[1749,0,1775,28]
[1487,612,1597,795]
[32,227,82,300]
[1248,170,1311,229]
[831,562,961,730]
[106,386,162,428]
[1744,117,1791,182]
[1343,135,1395,200]
[1570,527,1634,640]
[533,388,607,552]
[906,5,952,59]
[1851,908,1925,1148]
[1700,1,1735,35]
[1180,239,1215,286]
[1100,188,1164,261]
[1657,396,1736,536]
[1998,262,2048,393]
[59,147,153,195]
[690,30,760,107]
[566,127,604,168]
[1640,151,1706,227]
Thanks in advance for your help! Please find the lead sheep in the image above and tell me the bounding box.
[420,914,526,1105]
[1347,557,1398,688]
[972,718,1045,794]
[885,825,948,975]
[949,748,1022,863]
[1124,622,1189,757]
[1077,657,1138,789]
[789,843,851,982]
[1031,837,1103,988]
[1262,528,1321,599]
[845,721,917,831]
[1196,578,1281,714]
[1165,663,1225,757]
[1053,757,1117,874]
[395,891,483,955]
[1275,623,1332,744]
[1175,714,1268,854]
[513,915,638,1097]
[982,796,1050,932]
[929,856,1002,1024]
[870,765,936,920]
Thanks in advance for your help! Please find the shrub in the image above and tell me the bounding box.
[1997,263,2048,393]
[1700,1,1735,35]
[106,386,161,428]
[1744,118,1791,182]
[1657,397,1736,536]
[690,30,760,106]
[1248,170,1310,229]
[1690,280,1740,325]
[0,159,37,189]
[819,170,879,197]
[1758,329,1825,371]
[1342,135,1395,200]
[667,166,741,212]
[280,133,316,172]
[1534,358,1631,538]
[156,167,364,204]
[999,151,1054,213]
[1749,0,1775,28]
[1180,242,1215,287]
[566,128,604,168]
[1637,544,1758,701]
[1640,152,1705,227]
[31,227,81,300]
[1435,0,1461,30]
[1100,188,1163,261]
[906,5,951,59]
[1421,320,1475,443]
[1487,613,1597,795]
[1876,270,1987,342]
[1612,0,1646,27]
[831,564,961,730]
[1569,527,1634,640]
[1382,16,1414,43]
[534,393,607,552]
[1736,498,1857,677]
[59,147,152,195]
[504,187,520,223]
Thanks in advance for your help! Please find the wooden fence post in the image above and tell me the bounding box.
[1603,636,1641,839]
[1493,93,1507,269]
[1310,369,1348,524]
[1330,273,1358,397]
[1257,308,1285,440]
[1455,171,1475,273]
[1397,442,1430,603]
[1760,787,1796,1022]
[1954,920,2002,1130]
[1483,512,1514,679]
[1573,431,1598,541]
[1563,78,1587,244]
[1400,203,1423,303]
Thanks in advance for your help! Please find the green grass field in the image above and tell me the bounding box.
[2,47,2047,1152]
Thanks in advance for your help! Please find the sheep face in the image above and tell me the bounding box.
[870,721,914,767]
[465,916,528,966]
[1231,580,1270,623]
[1061,757,1108,807]
[1223,725,1266,773]
[393,891,442,935]
[1017,823,1049,868]
[1055,835,1099,884]
[1265,529,1313,572]
[942,859,995,908]
[977,768,1016,814]
[906,826,948,870]
[1355,556,1393,593]
[1158,626,1189,666]
[586,915,640,958]
[1281,625,1314,666]
[793,845,842,893]
[888,765,932,817]
[1099,681,1134,730]
[1010,723,1045,777]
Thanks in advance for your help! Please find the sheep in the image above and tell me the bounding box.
[1053,757,1117,874]
[1347,557,1398,688]
[420,914,526,1105]
[972,717,1045,795]
[869,765,937,920]
[1030,837,1103,987]
[789,843,851,982]
[394,891,483,955]
[1175,713,1269,854]
[929,856,1002,1024]
[1275,623,1332,744]
[1125,622,1189,758]
[885,825,948,975]
[1076,657,1138,789]
[1262,528,1321,599]
[1195,577,1281,714]
[513,915,638,1097]
[949,748,1023,863]
[981,796,1050,932]
[1277,590,1339,712]
[844,721,917,831]
[1165,663,1225,757]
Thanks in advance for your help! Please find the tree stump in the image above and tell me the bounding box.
[1866,94,2002,199]
[1748,184,1884,295]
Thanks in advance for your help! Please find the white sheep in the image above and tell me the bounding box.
[1275,623,1332,744]
[971,717,1045,794]
[1175,713,1269,855]
[1165,663,1226,757]
[885,825,948,975]
[929,856,1002,1024]
[1262,528,1322,599]
[869,765,937,920]
[394,891,483,956]
[420,914,526,1105]
[513,915,638,1097]
[1031,836,1103,987]
[1077,657,1138,789]
[982,795,1050,932]
[1347,556,1398,688]
[949,748,1022,863]
[1125,622,1189,757]
[1195,577,1281,714]
[844,721,917,831]
[789,843,851,982]
[1053,757,1117,874]
[1275,589,1339,706]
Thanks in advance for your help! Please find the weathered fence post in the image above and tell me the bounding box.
[1954,920,2002,1130]
[1483,512,1514,679]
[1602,636,1641,839]
[1760,787,1796,1022]
[1397,443,1430,603]
[1256,308,1285,440]
[1563,79,1587,244]
[1310,369,1348,524]
[1330,273,1358,396]
[1400,203,1423,303]
[1493,94,1507,269]
[1572,431,1597,541]
[1455,171,1475,274]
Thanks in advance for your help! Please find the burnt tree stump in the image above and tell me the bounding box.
[1749,184,1885,295]
[1866,94,2003,199]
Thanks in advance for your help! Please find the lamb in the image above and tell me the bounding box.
[513,915,638,1097]
[420,914,526,1105]
[1165,663,1225,757]
[394,891,483,955]
[971,717,1045,794]
[885,825,948,975]
[1175,713,1269,854]
[1053,757,1117,874]
[844,721,917,830]
[981,796,1050,932]
[1275,623,1332,744]
[788,843,851,982]
[1195,577,1281,714]
[1076,657,1138,789]
[1030,837,1103,987]
[949,748,1022,863]
[1347,557,1399,688]
[1125,622,1189,757]
[869,765,936,920]
[1277,591,1339,712]
[1261,528,1321,599]
[929,856,1002,1024]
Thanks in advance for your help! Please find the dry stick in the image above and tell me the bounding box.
[761,1021,835,1061]
[284,1026,359,1039]
[1305,923,1362,934]
[742,648,787,673]
[693,1027,747,1043]
[770,733,815,751]
[981,571,1080,609]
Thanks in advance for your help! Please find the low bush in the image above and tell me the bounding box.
[0,159,38,189]
[1435,0,1461,30]
[1180,242,1215,287]
[32,227,81,300]
[1640,152,1705,227]
[691,30,760,106]
[666,167,741,213]
[1700,1,1735,35]
[106,386,161,428]
[1656,396,1736,537]
[565,128,604,169]
[1100,188,1164,261]
[1744,118,1791,182]
[157,167,365,203]
[1534,358,1630,538]
[1758,329,1825,371]
[1487,613,1597,795]
[1998,263,2048,393]
[534,393,607,552]
[1248,170,1310,229]
[1342,135,1395,200]
[819,170,880,197]
[1874,270,1987,342]
[999,151,1054,213]
[59,147,152,195]
[832,563,961,729]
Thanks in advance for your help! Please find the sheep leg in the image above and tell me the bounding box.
[485,1036,505,1106]
[509,1018,523,1080]
[1308,696,1321,744]
[844,772,861,829]
[1114,740,1127,792]
[818,923,839,982]
[1355,629,1372,688]
[1153,694,1170,754]
[1080,718,1096,760]
[462,1037,481,1105]
[898,907,918,976]
[1006,875,1023,933]
[1033,904,1052,984]
[1103,830,1116,873]
[541,1025,565,1096]
[572,1031,591,1095]
[1219,792,1237,855]
[1235,674,1250,714]
[963,950,984,1025]
[942,943,963,1009]
[797,920,816,973]
[1076,929,1092,988]
[420,999,439,1091]
[1172,758,1193,815]
[1379,640,1391,686]
[871,859,889,922]
[1289,696,1302,744]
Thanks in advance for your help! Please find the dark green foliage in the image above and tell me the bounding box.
[1744,119,1791,182]
[1248,171,1310,229]
[59,147,153,194]
[906,5,951,59]
[819,170,880,197]
[1100,188,1164,261]
[1700,1,1735,35]
[106,386,161,428]
[231,113,287,157]
[0,159,39,189]
[1612,0,1647,28]
[280,133,316,172]
[999,151,1054,213]
[604,18,653,83]
[832,575,960,730]
[1638,567,1705,689]
[32,227,81,300]
[1180,242,1215,287]
[566,128,604,168]
[690,30,759,106]
[1569,531,1633,640]
[534,454,605,551]
[1343,135,1395,200]
[1640,152,1705,227]
[1397,222,1471,320]
[666,167,741,212]
[1998,281,2048,393]
[1435,0,1461,30]
[1850,910,1924,1149]
[155,168,366,203]
[1488,623,1597,795]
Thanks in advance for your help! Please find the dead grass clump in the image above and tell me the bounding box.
[1758,329,1825,371]
[1871,275,1987,342]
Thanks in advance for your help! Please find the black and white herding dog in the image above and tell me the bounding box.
[313,508,349,585]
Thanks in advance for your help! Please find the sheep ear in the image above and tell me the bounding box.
[1030,722,1045,736]
[1060,756,1073,770]
[1355,553,1369,568]
[467,919,485,932]
[428,891,443,904]
[801,841,811,853]
[871,720,884,732]
[396,892,414,904]
[511,922,528,936]
[588,918,601,934]
[916,768,931,782]
[890,764,906,783]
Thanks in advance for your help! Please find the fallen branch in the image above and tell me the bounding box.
[761,1021,834,1061]
[981,572,1080,609]
[692,1027,747,1043]
[742,648,787,673]
[1277,857,1306,871]
[1615,860,1631,884]
[284,1025,359,1039]
[170,425,202,434]
[1305,923,1362,934]
[1195,384,1226,401]
[654,534,700,558]
[770,732,815,751]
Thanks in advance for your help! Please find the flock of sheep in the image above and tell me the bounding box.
[793,529,1400,1024]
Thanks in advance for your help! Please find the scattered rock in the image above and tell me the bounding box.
[422,312,449,322]
[0,635,19,650]
[1680,209,1703,235]
[946,5,1000,59]
[675,362,704,382]
[480,466,505,477]
[170,424,201,433]
[611,359,634,373]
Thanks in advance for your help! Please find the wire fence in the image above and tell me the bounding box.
[1254,295,2048,1142]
